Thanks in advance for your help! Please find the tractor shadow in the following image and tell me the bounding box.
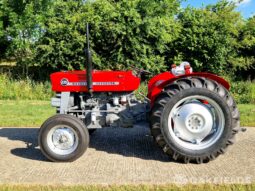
[89,123,171,162]
[0,124,172,162]
[0,128,47,161]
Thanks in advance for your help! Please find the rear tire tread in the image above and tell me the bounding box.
[150,77,240,163]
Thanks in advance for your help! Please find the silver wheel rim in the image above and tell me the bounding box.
[47,125,79,155]
[167,95,225,150]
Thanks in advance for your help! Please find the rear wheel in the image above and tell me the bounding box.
[150,77,240,163]
[39,114,89,162]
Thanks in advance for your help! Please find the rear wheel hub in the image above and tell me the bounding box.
[173,102,213,143]
[168,95,225,150]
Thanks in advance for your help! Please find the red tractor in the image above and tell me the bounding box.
[38,24,240,163]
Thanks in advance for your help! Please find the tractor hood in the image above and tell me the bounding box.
[50,70,140,92]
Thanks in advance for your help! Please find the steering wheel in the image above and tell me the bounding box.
[130,65,151,77]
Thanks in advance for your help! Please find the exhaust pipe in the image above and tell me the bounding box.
[85,23,93,95]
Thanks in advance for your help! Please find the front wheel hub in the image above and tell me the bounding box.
[52,128,75,150]
[46,125,79,155]
[173,102,213,142]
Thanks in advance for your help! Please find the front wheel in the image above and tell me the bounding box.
[150,77,240,163]
[38,114,89,162]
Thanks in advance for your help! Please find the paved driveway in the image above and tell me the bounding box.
[0,124,254,185]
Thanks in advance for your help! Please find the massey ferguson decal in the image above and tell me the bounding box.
[60,78,119,86]
[60,78,69,86]
[93,82,120,85]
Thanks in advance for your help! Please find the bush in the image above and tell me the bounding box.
[230,81,255,104]
[0,74,53,100]
[1,0,255,80]
[168,1,242,75]
[34,0,181,75]
[0,73,254,104]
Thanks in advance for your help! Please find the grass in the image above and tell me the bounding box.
[0,73,254,127]
[0,73,255,104]
[230,81,255,104]
[0,184,254,191]
[238,104,255,127]
[0,100,254,127]
[0,74,53,100]
[0,100,55,127]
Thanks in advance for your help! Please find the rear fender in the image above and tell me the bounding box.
[148,72,230,106]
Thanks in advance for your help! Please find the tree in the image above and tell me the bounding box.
[168,0,243,75]
[0,0,11,59]
[231,16,255,79]
[34,0,181,75]
[1,0,254,80]
[0,0,49,75]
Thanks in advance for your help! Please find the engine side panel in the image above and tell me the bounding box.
[50,70,140,92]
[51,92,148,128]
[148,72,230,106]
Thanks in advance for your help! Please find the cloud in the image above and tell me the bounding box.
[231,0,252,6]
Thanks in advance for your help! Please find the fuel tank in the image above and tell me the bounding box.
[50,70,140,92]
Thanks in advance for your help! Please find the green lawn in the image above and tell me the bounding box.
[0,100,254,127]
[0,100,55,127]
[0,184,254,191]
[238,104,255,127]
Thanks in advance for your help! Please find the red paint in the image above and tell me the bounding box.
[147,72,175,104]
[50,70,140,92]
[51,69,230,108]
[148,72,230,105]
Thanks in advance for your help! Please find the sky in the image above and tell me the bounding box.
[181,0,255,18]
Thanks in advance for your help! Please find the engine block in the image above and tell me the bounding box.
[51,92,149,129]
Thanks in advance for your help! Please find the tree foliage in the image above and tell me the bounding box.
[169,1,243,74]
[0,0,50,75]
[0,0,254,79]
[34,0,181,74]
[231,16,255,79]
